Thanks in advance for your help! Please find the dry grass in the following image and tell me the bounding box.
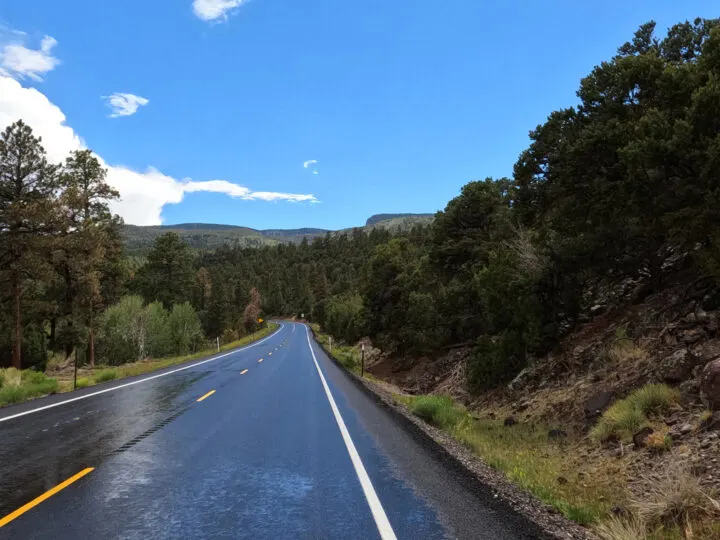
[399,393,623,525]
[632,460,720,533]
[645,429,672,453]
[0,367,22,387]
[607,341,648,364]
[597,515,647,540]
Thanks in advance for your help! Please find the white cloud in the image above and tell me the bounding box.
[103,93,150,118]
[193,0,247,22]
[0,75,319,225]
[0,34,60,81]
[303,159,319,175]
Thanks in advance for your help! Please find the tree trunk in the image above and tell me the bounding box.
[49,317,57,350]
[12,279,22,369]
[88,310,95,368]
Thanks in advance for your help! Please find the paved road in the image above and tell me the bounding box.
[0,322,544,539]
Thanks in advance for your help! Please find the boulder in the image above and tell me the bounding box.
[700,358,720,410]
[633,427,654,448]
[584,390,614,418]
[504,416,518,427]
[657,349,698,384]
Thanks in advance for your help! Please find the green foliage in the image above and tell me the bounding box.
[75,377,90,389]
[98,296,205,364]
[98,295,147,364]
[145,301,172,357]
[324,293,365,344]
[168,302,204,355]
[590,384,680,443]
[409,395,466,430]
[132,232,194,308]
[0,368,58,405]
[93,369,117,383]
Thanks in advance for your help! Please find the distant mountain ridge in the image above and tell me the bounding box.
[122,214,434,254]
[365,213,434,226]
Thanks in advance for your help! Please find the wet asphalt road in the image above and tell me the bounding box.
[0,322,544,539]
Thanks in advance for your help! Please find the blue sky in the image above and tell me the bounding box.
[0,1,718,229]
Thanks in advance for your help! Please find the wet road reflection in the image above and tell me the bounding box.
[0,371,207,517]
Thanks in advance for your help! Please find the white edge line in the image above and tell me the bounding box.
[0,324,283,424]
[304,325,397,540]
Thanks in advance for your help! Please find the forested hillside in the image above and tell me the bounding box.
[122,215,433,255]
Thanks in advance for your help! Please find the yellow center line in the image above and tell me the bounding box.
[241,369,248,375]
[0,467,94,528]
[196,390,216,402]
[258,359,263,363]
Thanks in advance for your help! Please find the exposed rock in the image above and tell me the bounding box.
[682,329,705,345]
[584,390,614,419]
[704,412,720,431]
[700,357,720,409]
[590,305,605,315]
[515,398,533,412]
[504,416,518,427]
[507,367,533,392]
[681,423,694,435]
[657,348,700,383]
[548,429,568,440]
[633,427,654,448]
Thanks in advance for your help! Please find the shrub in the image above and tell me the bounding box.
[627,384,680,416]
[94,369,117,383]
[645,431,672,452]
[590,384,680,443]
[21,370,47,385]
[590,400,649,443]
[168,303,204,355]
[145,301,172,358]
[75,377,90,389]
[99,295,148,364]
[409,395,466,430]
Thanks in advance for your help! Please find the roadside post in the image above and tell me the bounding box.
[329,337,332,352]
[73,352,78,391]
[361,343,365,378]
[216,336,220,353]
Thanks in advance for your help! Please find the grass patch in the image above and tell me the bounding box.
[93,369,118,383]
[590,384,680,443]
[400,393,619,526]
[310,325,368,376]
[0,368,58,406]
[597,515,648,540]
[75,377,90,389]
[409,395,467,431]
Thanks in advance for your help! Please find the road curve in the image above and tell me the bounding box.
[0,322,545,539]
